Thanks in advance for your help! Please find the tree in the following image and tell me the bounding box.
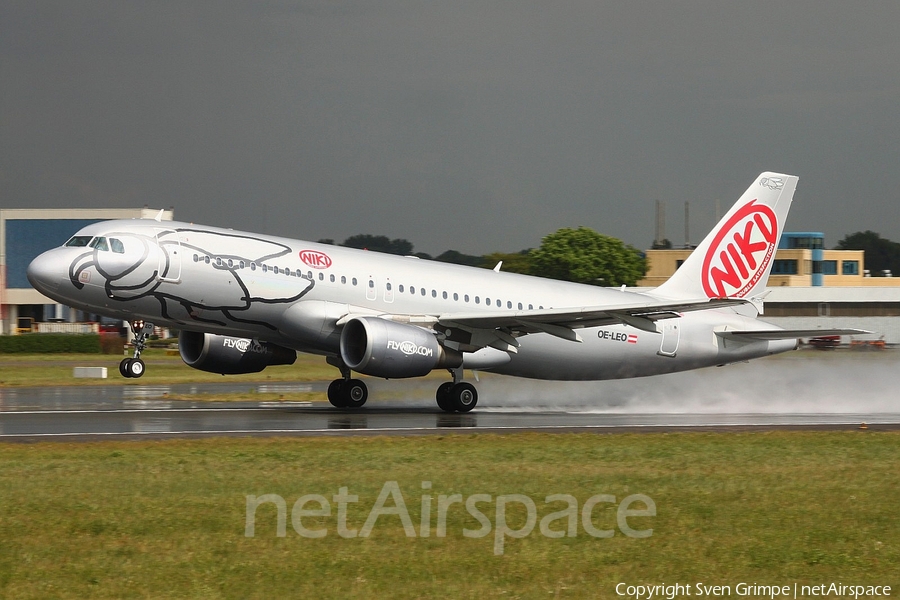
[529,227,646,286]
[434,250,484,267]
[481,251,533,275]
[836,231,900,276]
[341,235,414,256]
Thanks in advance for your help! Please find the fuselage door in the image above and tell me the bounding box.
[657,320,680,357]
[155,230,182,283]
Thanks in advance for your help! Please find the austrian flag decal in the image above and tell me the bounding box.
[701,200,778,298]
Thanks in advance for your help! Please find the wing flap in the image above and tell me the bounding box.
[716,328,870,341]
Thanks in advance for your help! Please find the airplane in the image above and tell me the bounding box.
[26,172,863,412]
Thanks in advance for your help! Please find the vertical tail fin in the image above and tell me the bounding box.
[653,172,798,300]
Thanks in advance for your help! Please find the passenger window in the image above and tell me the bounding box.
[193,254,199,262]
[341,276,346,284]
[368,280,374,288]
[432,290,437,298]
[497,299,502,307]
[318,273,324,281]
[486,297,490,305]
[386,282,392,291]
[330,274,335,283]
[250,262,256,270]
[399,284,404,293]
[410,287,416,294]
[227,259,234,268]
[475,296,480,304]
[442,291,448,299]
[528,304,533,310]
[464,294,469,303]
[453,293,458,301]
[109,238,125,253]
[517,302,523,310]
[352,278,358,286]
[205,256,211,264]
[421,288,426,296]
[262,264,268,273]
[507,301,512,309]
[89,237,109,251]
[65,236,93,248]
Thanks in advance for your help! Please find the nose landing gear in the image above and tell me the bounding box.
[119,320,153,378]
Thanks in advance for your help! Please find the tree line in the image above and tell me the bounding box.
[316,229,900,287]
[836,231,900,276]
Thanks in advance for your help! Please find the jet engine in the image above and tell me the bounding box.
[178,331,297,375]
[340,317,461,378]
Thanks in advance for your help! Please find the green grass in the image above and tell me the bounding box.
[1,432,898,598]
[0,349,339,387]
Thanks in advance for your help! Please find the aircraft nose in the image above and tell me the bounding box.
[27,251,63,297]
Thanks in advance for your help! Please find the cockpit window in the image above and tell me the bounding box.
[109,238,125,253]
[89,237,109,251]
[65,236,93,247]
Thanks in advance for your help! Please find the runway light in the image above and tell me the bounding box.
[859,422,869,430]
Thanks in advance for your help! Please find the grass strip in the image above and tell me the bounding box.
[0,431,897,598]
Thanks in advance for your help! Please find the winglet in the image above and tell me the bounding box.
[493,261,503,272]
[154,209,164,222]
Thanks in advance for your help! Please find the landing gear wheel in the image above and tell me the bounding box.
[126,358,145,378]
[121,320,153,378]
[436,382,455,412]
[451,382,478,413]
[343,379,368,408]
[327,379,347,408]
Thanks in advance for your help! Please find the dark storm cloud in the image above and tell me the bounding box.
[2,1,899,254]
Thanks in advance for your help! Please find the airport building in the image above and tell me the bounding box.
[0,208,173,335]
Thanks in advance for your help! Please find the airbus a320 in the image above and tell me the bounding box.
[27,172,861,412]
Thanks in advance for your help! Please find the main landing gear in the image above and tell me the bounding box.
[327,378,369,408]
[436,382,478,413]
[324,361,476,412]
[326,361,368,408]
[436,369,478,413]
[119,320,153,379]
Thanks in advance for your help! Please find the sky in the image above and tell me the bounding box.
[2,1,899,255]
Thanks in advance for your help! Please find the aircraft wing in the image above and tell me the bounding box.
[423,297,751,351]
[716,328,870,341]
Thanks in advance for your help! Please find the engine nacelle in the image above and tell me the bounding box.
[340,317,461,378]
[179,331,296,375]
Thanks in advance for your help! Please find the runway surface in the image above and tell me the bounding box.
[2,352,899,441]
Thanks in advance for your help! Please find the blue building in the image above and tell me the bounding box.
[1,208,172,334]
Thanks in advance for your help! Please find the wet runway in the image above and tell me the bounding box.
[2,352,899,441]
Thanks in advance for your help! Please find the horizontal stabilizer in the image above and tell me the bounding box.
[716,328,870,341]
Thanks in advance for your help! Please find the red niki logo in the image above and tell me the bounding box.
[299,250,332,269]
[701,200,778,298]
